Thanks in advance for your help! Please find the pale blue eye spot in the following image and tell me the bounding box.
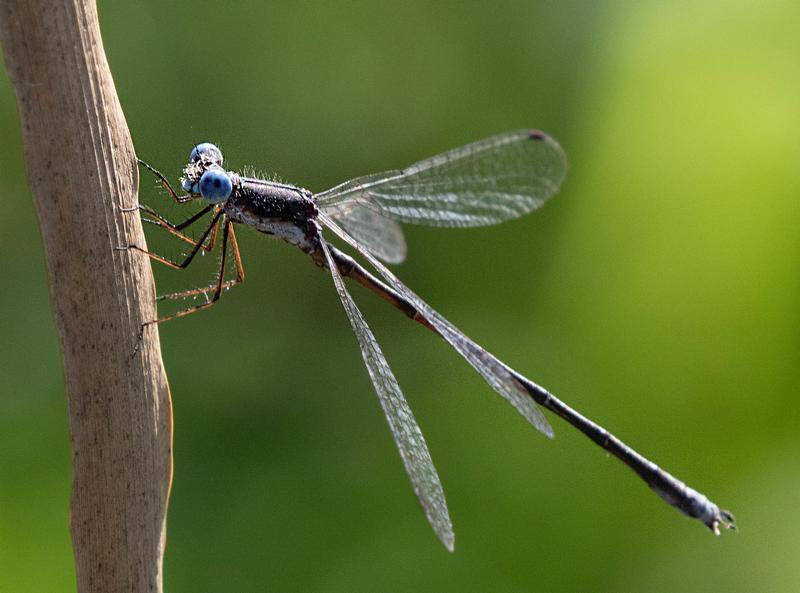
[189,142,223,166]
[199,169,232,203]
[181,178,200,195]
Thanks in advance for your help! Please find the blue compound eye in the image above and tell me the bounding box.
[189,142,223,166]
[199,168,232,203]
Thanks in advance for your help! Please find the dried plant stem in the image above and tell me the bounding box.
[0,1,172,592]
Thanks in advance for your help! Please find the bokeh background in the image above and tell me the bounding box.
[1,1,798,591]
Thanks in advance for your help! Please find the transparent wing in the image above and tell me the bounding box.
[315,130,567,228]
[319,213,553,438]
[318,238,454,551]
[321,200,407,264]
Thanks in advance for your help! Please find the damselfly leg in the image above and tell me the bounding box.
[122,162,247,332]
[136,158,193,204]
[147,218,243,323]
[137,202,220,251]
[156,221,244,306]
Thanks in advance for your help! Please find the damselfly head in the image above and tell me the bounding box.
[197,167,233,203]
[181,142,232,202]
[189,142,224,166]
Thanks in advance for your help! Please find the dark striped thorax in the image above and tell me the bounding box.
[224,174,321,253]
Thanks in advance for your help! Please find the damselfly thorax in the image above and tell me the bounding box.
[223,177,320,254]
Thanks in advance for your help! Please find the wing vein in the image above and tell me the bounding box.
[319,213,553,438]
[315,130,567,228]
[319,238,454,551]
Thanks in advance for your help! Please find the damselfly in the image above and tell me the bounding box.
[124,130,734,550]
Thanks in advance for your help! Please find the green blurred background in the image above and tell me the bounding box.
[1,1,798,591]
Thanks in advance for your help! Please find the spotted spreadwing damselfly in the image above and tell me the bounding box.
[121,130,735,550]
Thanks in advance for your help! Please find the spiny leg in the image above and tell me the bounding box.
[137,158,192,204]
[131,217,234,357]
[125,210,238,357]
[139,204,218,251]
[119,210,220,350]
[138,202,220,251]
[147,217,234,325]
[119,210,224,271]
[130,156,219,248]
[127,217,236,357]
[157,221,245,302]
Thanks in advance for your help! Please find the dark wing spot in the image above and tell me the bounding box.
[528,130,546,141]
